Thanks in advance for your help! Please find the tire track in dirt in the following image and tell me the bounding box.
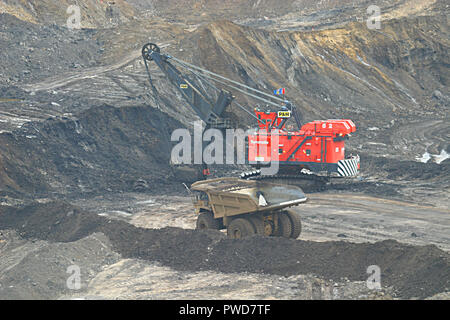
[390,119,449,161]
[296,193,450,250]
[20,42,173,93]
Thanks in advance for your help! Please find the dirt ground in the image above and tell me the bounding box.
[0,198,448,300]
[0,230,120,299]
[59,259,395,300]
[0,0,448,301]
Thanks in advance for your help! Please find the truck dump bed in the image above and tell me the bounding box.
[191,177,307,218]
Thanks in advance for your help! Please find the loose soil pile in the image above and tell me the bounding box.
[360,153,450,181]
[1,201,448,299]
[0,104,190,198]
[0,231,120,299]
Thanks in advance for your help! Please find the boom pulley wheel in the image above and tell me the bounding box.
[142,43,160,61]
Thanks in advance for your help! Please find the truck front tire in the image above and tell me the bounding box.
[227,218,255,239]
[196,211,220,230]
[248,215,265,235]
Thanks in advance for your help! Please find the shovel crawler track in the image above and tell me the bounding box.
[240,170,329,193]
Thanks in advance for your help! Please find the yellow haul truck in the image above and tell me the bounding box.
[190,178,307,239]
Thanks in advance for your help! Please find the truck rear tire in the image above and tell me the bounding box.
[196,211,220,230]
[285,210,302,239]
[227,218,255,239]
[277,212,293,238]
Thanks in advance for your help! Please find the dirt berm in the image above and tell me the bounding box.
[0,104,188,198]
[1,201,448,299]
